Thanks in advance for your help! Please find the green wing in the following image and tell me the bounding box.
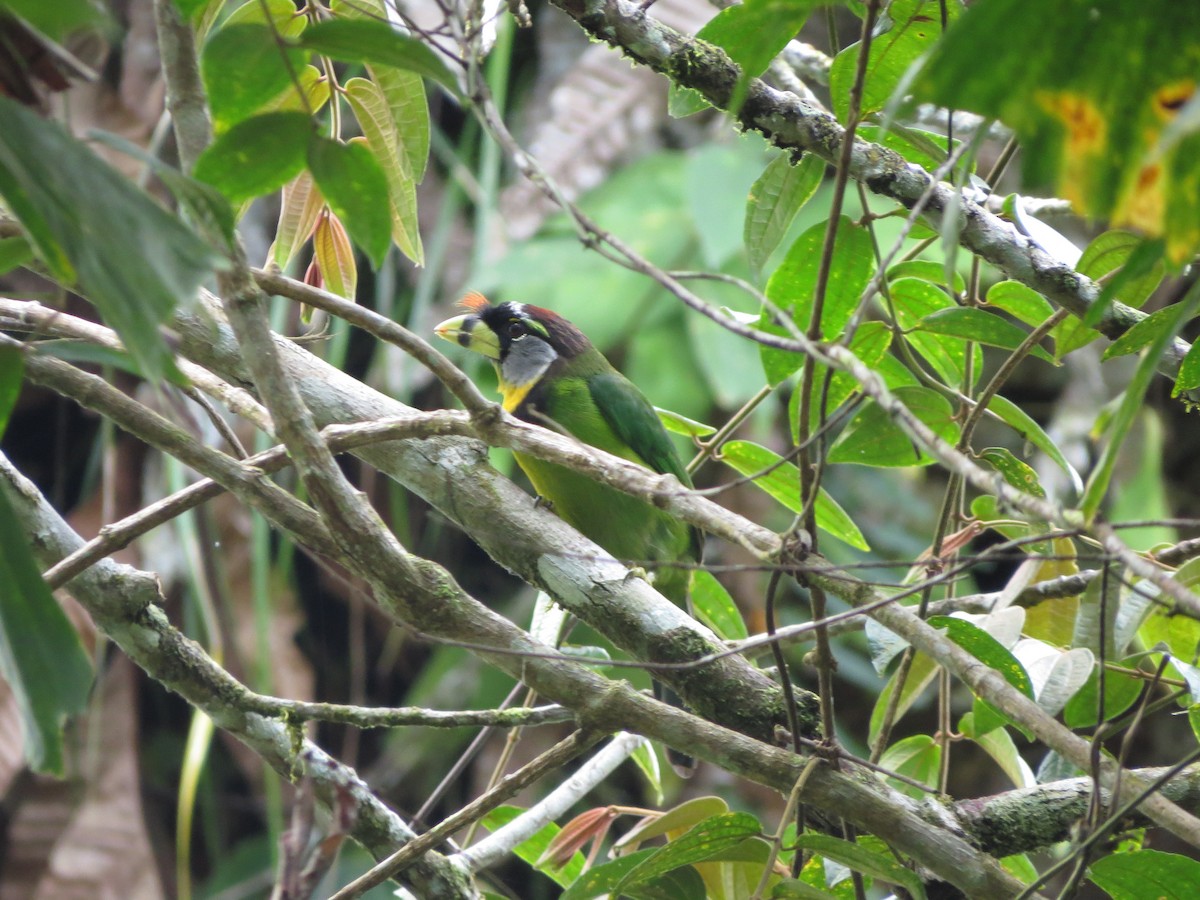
[588,373,694,488]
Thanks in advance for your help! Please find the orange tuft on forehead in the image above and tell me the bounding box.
[457,291,492,313]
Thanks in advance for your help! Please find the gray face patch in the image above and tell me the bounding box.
[502,333,558,387]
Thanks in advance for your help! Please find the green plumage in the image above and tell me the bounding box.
[435,298,701,608]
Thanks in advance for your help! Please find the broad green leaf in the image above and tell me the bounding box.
[744,152,825,272]
[1062,661,1143,728]
[202,24,306,131]
[1174,337,1200,396]
[0,486,94,774]
[1084,285,1200,519]
[0,0,104,37]
[794,834,927,900]
[0,98,218,381]
[877,734,941,798]
[985,394,1081,494]
[615,797,730,853]
[827,386,959,467]
[869,650,938,745]
[1078,230,1166,327]
[691,570,748,641]
[0,345,20,435]
[694,0,820,112]
[928,616,1033,698]
[771,877,840,898]
[1101,304,1182,360]
[917,0,1200,264]
[561,849,706,900]
[985,280,1054,329]
[976,447,1046,498]
[614,813,762,893]
[961,711,1035,789]
[194,111,312,204]
[88,129,237,253]
[307,136,391,269]
[296,19,461,96]
[631,741,664,806]
[858,123,963,173]
[343,77,423,264]
[657,408,716,439]
[789,321,892,438]
[759,217,874,384]
[330,0,431,183]
[261,64,330,116]
[889,276,977,386]
[271,170,323,269]
[480,805,586,887]
[829,0,955,123]
[917,307,1055,363]
[311,211,357,301]
[0,235,32,276]
[370,65,431,184]
[1088,849,1200,900]
[888,260,965,294]
[719,440,869,550]
[1107,410,1175,551]
[224,0,306,34]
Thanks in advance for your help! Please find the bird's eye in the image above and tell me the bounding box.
[507,321,526,339]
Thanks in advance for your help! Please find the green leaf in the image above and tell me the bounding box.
[890,277,977,386]
[962,711,1034,789]
[631,741,664,806]
[794,833,927,900]
[614,813,762,893]
[695,0,820,112]
[1088,849,1200,900]
[917,307,1055,363]
[194,111,312,204]
[917,0,1200,264]
[343,77,423,264]
[0,0,105,38]
[1101,304,1182,360]
[759,216,875,384]
[307,136,393,269]
[0,486,94,774]
[827,386,959,467]
[858,123,963,173]
[1175,337,1200,396]
[89,129,237,253]
[296,19,460,96]
[790,321,892,438]
[0,235,33,276]
[888,259,965,294]
[985,394,1081,494]
[745,153,825,273]
[1065,667,1147,729]
[0,345,21,436]
[976,447,1046,498]
[830,0,955,123]
[480,805,586,887]
[927,616,1033,699]
[202,23,306,131]
[1079,231,1166,326]
[719,440,870,550]
[656,407,716,439]
[691,570,748,641]
[877,734,941,799]
[561,849,706,900]
[0,98,218,382]
[370,65,431,184]
[770,877,840,898]
[1084,285,1200,519]
[985,280,1054,328]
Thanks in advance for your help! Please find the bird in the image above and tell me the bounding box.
[435,293,702,773]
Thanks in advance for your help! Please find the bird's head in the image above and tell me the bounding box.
[434,293,591,410]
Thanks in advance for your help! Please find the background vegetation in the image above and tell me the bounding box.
[1,0,1200,897]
